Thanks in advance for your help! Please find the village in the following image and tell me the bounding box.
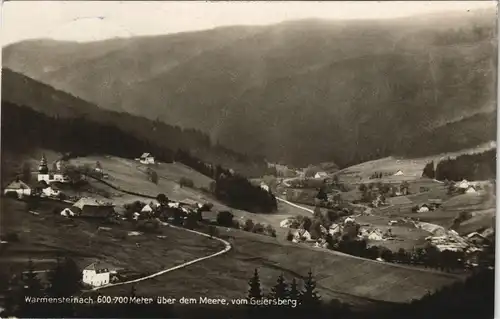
[264,163,494,270]
[2,153,219,289]
[1,150,495,294]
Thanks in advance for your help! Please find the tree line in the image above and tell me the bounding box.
[2,101,269,177]
[422,149,496,181]
[176,150,277,213]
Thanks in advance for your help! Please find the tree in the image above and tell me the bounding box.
[243,219,255,232]
[179,177,194,188]
[289,277,300,301]
[149,170,159,184]
[302,216,312,232]
[358,183,367,192]
[216,211,234,227]
[316,187,328,201]
[286,231,294,241]
[310,220,323,239]
[300,270,321,309]
[156,193,168,205]
[22,162,32,182]
[207,225,218,239]
[422,161,435,179]
[247,269,262,300]
[19,258,46,317]
[270,273,289,299]
[265,224,277,237]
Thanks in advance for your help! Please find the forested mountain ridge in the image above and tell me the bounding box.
[3,8,497,167]
[1,68,270,177]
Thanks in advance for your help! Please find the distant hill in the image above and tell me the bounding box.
[3,8,497,167]
[0,68,270,177]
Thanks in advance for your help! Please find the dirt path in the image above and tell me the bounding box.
[78,177,232,292]
[276,197,314,214]
[91,225,231,292]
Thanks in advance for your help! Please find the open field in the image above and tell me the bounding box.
[0,197,224,276]
[337,141,496,184]
[103,227,462,307]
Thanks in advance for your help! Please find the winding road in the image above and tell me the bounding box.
[76,175,233,292]
[91,224,231,292]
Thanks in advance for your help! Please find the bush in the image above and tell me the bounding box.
[265,224,276,237]
[243,219,255,232]
[216,211,234,227]
[252,223,265,234]
[286,231,294,241]
[179,177,195,188]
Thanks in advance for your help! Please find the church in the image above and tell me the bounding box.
[37,154,71,183]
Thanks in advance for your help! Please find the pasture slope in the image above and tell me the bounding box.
[103,228,462,308]
[337,141,496,184]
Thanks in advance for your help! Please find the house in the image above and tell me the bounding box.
[82,262,118,287]
[458,179,470,189]
[366,229,384,241]
[139,153,155,165]
[3,179,32,198]
[314,172,328,179]
[260,182,270,192]
[429,199,443,208]
[328,223,342,236]
[141,204,153,214]
[466,232,489,246]
[417,204,430,213]
[280,218,293,228]
[41,185,61,198]
[60,207,80,217]
[394,170,404,176]
[465,185,478,194]
[72,197,115,218]
[293,229,312,242]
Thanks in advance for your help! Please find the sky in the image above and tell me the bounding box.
[1,1,497,45]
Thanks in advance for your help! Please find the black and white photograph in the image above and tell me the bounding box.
[0,1,497,318]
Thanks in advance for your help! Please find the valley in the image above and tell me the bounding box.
[0,3,496,318]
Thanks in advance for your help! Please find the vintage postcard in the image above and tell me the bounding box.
[0,1,497,318]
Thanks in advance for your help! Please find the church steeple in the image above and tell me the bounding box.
[38,154,48,174]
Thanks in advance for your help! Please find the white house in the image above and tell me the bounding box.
[394,170,404,176]
[260,182,270,192]
[458,179,470,189]
[60,207,79,217]
[465,186,478,194]
[139,153,155,165]
[329,223,342,236]
[141,204,154,214]
[293,229,312,242]
[314,172,328,179]
[82,262,117,287]
[417,205,430,213]
[41,186,61,198]
[3,179,32,198]
[367,229,384,241]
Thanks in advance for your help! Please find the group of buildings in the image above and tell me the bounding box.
[3,155,69,199]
